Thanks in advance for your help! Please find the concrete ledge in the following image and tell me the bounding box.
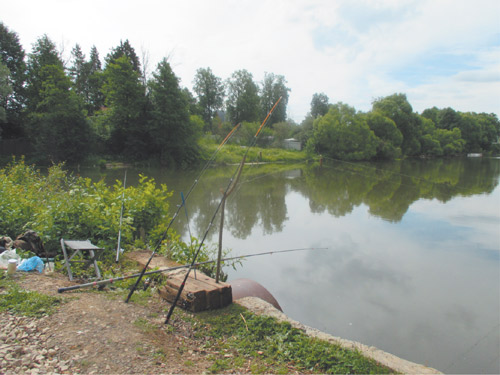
[236,297,442,374]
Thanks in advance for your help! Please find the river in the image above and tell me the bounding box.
[81,157,500,374]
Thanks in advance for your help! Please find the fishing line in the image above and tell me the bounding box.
[164,97,282,324]
[486,352,500,370]
[164,153,248,323]
[443,322,500,372]
[125,122,241,303]
[56,246,326,293]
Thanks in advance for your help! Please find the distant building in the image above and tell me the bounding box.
[282,138,301,151]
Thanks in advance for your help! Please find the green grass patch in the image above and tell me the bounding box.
[194,304,394,374]
[133,317,157,333]
[0,277,63,317]
[199,142,310,165]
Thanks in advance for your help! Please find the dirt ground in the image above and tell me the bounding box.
[2,270,441,375]
[2,271,234,374]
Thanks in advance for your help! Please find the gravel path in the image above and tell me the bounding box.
[0,312,74,374]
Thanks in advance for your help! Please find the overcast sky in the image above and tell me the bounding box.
[2,0,499,122]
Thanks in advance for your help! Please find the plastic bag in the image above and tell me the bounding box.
[0,249,20,269]
[17,256,44,273]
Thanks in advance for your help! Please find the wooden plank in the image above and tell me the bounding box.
[125,250,233,312]
[159,270,232,312]
[158,284,205,312]
[172,271,220,309]
[125,250,180,270]
[189,272,232,307]
[165,272,210,312]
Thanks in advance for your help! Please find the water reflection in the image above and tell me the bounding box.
[78,158,500,237]
[293,158,499,223]
[161,158,500,239]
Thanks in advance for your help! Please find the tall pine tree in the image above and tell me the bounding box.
[102,55,147,157]
[0,22,26,137]
[149,58,199,165]
[26,64,90,163]
[105,40,141,73]
[87,46,104,114]
[69,44,104,116]
[25,35,63,112]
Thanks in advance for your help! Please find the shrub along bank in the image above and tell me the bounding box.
[0,158,223,279]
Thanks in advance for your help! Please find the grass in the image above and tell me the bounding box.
[200,141,311,165]
[133,317,157,333]
[0,275,63,317]
[192,303,394,374]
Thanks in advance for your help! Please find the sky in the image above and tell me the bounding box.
[1,0,499,122]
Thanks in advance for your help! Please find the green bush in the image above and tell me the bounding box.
[0,158,173,266]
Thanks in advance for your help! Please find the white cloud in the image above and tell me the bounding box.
[1,0,499,121]
[410,193,500,251]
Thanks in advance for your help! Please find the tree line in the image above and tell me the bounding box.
[304,93,500,160]
[1,22,499,165]
[0,23,290,165]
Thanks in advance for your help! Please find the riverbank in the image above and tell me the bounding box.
[238,297,441,374]
[0,271,442,374]
[198,142,311,165]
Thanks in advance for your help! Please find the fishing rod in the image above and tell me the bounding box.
[125,122,241,303]
[216,152,247,283]
[56,247,327,293]
[115,170,127,263]
[165,97,282,324]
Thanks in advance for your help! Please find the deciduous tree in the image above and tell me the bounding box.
[193,67,224,131]
[260,72,290,126]
[365,111,402,159]
[226,69,260,124]
[475,113,500,151]
[307,103,378,161]
[372,93,421,156]
[310,93,329,118]
[434,128,465,156]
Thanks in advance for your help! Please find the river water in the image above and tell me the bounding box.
[82,157,500,374]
